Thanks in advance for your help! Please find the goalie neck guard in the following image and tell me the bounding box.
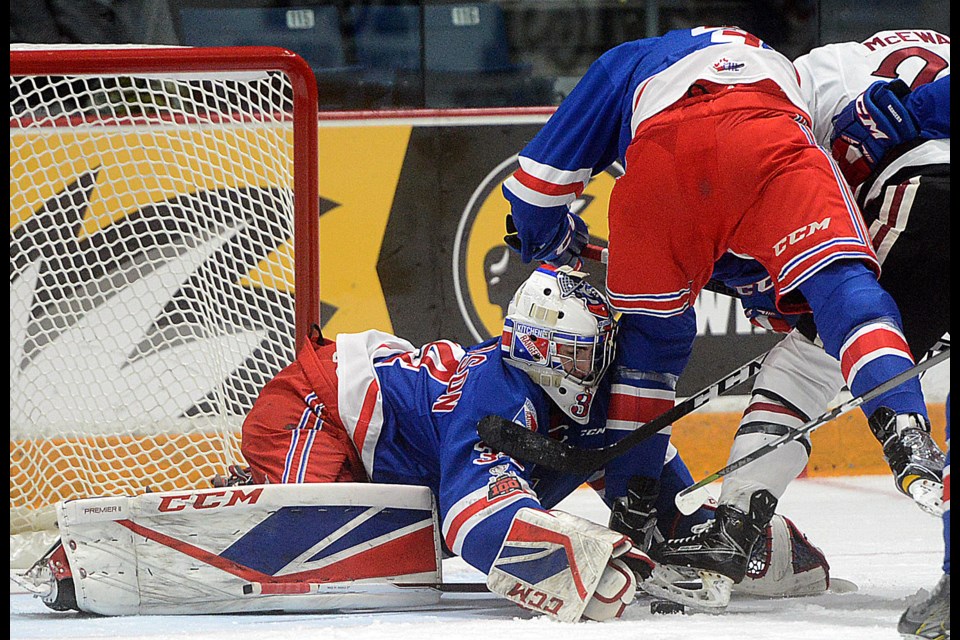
[501,266,616,424]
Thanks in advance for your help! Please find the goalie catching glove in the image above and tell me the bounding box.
[487,508,651,622]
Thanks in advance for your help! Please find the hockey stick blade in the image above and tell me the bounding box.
[399,583,491,593]
[477,352,768,474]
[675,347,951,515]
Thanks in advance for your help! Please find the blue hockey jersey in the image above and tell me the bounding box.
[331,330,687,575]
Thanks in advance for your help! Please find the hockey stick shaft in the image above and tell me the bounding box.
[581,242,607,263]
[674,347,951,514]
[477,350,768,474]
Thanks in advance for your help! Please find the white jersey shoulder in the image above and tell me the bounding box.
[793,30,951,147]
[335,330,418,475]
[631,42,807,136]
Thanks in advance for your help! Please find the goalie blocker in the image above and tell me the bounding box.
[486,508,652,622]
[25,484,446,615]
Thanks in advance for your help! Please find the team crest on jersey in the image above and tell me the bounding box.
[713,57,745,72]
[451,155,622,342]
[517,398,539,432]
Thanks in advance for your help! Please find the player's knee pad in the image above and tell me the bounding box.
[487,508,636,622]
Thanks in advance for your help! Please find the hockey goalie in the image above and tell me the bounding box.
[24,267,833,620]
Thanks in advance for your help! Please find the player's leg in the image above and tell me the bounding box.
[733,114,943,509]
[603,100,784,605]
[643,107,828,596]
[241,337,367,484]
[601,310,697,501]
[650,103,933,606]
[684,165,950,578]
[648,330,840,594]
[856,167,950,517]
[719,330,843,511]
[602,120,710,529]
[799,261,944,511]
[621,431,831,605]
[715,165,949,521]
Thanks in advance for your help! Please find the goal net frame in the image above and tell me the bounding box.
[10,45,320,567]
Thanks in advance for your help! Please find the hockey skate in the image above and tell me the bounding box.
[210,464,254,488]
[642,489,777,609]
[868,407,945,516]
[609,476,662,552]
[9,540,77,612]
[898,574,950,639]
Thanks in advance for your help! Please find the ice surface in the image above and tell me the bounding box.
[11,475,945,640]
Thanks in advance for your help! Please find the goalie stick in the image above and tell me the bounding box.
[477,350,769,474]
[673,346,951,515]
[10,568,492,598]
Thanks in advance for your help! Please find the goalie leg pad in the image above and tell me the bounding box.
[734,514,830,597]
[486,508,635,622]
[49,483,442,615]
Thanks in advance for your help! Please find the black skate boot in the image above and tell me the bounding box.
[868,407,945,515]
[640,490,778,609]
[898,573,950,639]
[608,477,662,583]
[609,476,661,552]
[651,489,777,583]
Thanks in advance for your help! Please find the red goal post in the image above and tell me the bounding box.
[10,44,320,567]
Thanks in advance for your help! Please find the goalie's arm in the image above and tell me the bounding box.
[437,447,639,622]
[438,405,644,623]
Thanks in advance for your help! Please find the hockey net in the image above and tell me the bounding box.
[9,44,320,567]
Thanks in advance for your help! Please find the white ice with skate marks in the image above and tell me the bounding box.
[10,476,945,640]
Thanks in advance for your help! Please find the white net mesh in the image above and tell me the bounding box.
[10,46,317,565]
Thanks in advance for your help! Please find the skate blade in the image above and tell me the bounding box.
[639,565,733,612]
[10,571,53,597]
[827,578,859,594]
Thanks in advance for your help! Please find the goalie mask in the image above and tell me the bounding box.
[502,266,616,424]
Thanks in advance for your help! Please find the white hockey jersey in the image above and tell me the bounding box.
[793,29,950,198]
